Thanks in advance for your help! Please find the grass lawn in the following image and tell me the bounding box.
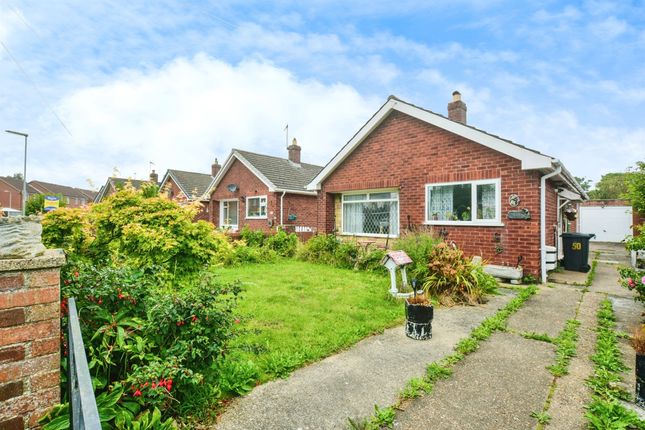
[213,259,404,382]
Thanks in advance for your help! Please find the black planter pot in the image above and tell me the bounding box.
[637,354,645,406]
[405,300,433,340]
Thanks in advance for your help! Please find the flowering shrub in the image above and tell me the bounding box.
[619,266,645,302]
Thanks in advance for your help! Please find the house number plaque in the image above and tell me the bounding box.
[507,208,531,220]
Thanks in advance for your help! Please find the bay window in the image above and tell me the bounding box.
[342,191,399,237]
[246,196,267,219]
[425,179,500,224]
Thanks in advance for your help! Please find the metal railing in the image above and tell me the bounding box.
[67,297,101,429]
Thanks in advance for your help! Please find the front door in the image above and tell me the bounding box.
[220,200,239,230]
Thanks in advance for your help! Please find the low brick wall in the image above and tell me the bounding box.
[0,250,65,429]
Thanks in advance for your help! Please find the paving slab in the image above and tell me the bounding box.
[547,291,602,429]
[507,284,582,338]
[610,295,642,395]
[548,269,588,285]
[214,292,515,430]
[394,332,555,430]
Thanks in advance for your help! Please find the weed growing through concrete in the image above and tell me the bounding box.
[585,260,599,289]
[348,405,396,430]
[353,285,538,427]
[521,332,555,343]
[547,319,581,377]
[530,410,552,425]
[585,299,645,429]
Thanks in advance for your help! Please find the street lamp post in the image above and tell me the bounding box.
[5,130,28,215]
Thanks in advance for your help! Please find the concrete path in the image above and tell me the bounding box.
[215,292,516,430]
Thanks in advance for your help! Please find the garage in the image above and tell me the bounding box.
[578,205,633,242]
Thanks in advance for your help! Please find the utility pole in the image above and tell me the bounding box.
[5,130,28,215]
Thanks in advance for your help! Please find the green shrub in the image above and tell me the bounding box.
[625,224,645,251]
[265,229,299,257]
[240,225,266,247]
[297,234,341,265]
[392,231,440,280]
[297,234,386,272]
[334,241,360,269]
[423,242,494,305]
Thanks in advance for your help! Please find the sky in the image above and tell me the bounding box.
[0,0,644,190]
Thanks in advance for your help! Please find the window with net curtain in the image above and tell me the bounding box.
[342,192,399,236]
[426,180,498,222]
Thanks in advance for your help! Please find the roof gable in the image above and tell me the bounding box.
[307,96,556,191]
[159,169,214,201]
[210,149,322,195]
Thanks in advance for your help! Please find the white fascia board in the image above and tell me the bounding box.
[307,98,555,190]
[274,188,318,196]
[558,188,582,201]
[158,170,172,192]
[209,151,277,193]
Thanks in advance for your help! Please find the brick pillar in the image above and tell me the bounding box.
[0,249,65,429]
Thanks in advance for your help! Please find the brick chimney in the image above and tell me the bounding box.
[149,169,159,183]
[287,138,301,164]
[447,91,467,124]
[211,158,221,177]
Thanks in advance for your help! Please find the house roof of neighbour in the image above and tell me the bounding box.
[159,169,214,201]
[209,149,323,195]
[307,95,588,200]
[0,176,39,194]
[29,180,97,200]
[94,177,158,202]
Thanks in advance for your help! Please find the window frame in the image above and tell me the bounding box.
[220,199,239,230]
[424,178,503,226]
[245,195,268,219]
[340,189,400,238]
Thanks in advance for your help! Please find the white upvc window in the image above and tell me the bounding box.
[341,191,399,237]
[425,179,502,226]
[246,195,267,219]
[220,199,239,230]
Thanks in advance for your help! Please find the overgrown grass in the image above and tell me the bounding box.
[213,260,402,383]
[355,285,538,426]
[585,299,645,429]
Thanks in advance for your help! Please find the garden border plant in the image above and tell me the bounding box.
[348,285,538,429]
[585,299,645,429]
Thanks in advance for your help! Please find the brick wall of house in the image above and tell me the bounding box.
[210,159,277,232]
[162,178,210,221]
[0,181,22,211]
[280,193,318,231]
[545,180,558,247]
[317,110,556,277]
[0,250,65,429]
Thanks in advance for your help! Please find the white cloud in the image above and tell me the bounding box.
[43,54,379,187]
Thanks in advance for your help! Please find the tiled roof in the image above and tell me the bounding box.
[166,169,213,200]
[95,177,158,202]
[0,176,39,194]
[235,149,323,192]
[29,180,97,200]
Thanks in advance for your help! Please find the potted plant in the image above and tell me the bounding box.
[405,279,433,340]
[564,205,577,221]
[631,324,645,406]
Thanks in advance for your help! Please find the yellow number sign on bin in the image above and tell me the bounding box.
[572,242,582,250]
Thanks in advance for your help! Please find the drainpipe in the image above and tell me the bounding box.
[541,164,562,283]
[280,191,286,229]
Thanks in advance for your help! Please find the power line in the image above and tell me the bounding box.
[0,38,73,136]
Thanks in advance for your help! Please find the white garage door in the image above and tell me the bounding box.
[579,206,632,242]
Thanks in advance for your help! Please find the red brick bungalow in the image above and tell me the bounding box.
[94,173,159,203]
[307,93,588,281]
[159,168,215,221]
[207,141,322,234]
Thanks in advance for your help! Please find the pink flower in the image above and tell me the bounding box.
[133,389,142,397]
[641,276,645,285]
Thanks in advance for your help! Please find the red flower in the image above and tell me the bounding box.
[118,293,125,299]
[234,319,240,324]
[98,298,103,305]
[74,271,79,278]
[133,389,142,397]
[191,315,198,323]
[152,382,157,389]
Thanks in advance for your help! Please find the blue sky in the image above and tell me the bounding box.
[1,0,643,190]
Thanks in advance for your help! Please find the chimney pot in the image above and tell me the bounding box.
[287,138,301,164]
[211,158,221,177]
[149,169,159,184]
[448,90,467,124]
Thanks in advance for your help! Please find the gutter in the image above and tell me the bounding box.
[541,163,562,283]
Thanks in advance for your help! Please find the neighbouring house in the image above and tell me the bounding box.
[208,140,322,234]
[94,172,160,203]
[307,93,588,281]
[159,166,215,221]
[29,180,97,208]
[0,176,38,211]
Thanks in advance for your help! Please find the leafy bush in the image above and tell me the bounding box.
[423,242,494,305]
[625,224,645,252]
[240,225,266,247]
[297,234,385,272]
[42,187,233,281]
[265,229,299,257]
[391,231,440,280]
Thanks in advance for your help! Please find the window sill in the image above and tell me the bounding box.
[423,221,505,227]
[246,216,267,220]
[340,232,399,239]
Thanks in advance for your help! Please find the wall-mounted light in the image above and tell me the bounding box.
[227,184,238,192]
